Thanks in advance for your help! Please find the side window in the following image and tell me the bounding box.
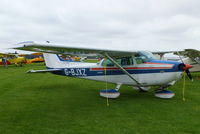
[102,59,114,66]
[121,57,134,66]
[116,58,122,65]
[121,58,127,66]
[101,57,134,66]
[135,57,144,64]
[134,53,146,64]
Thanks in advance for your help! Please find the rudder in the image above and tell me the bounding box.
[43,53,63,68]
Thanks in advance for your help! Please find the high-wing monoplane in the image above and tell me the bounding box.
[14,41,193,99]
[154,49,200,72]
[0,53,26,66]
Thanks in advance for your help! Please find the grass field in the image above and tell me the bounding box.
[0,64,200,134]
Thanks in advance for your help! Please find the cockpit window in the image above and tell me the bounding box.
[102,57,134,66]
[101,51,155,66]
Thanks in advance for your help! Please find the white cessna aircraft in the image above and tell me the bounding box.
[14,41,193,99]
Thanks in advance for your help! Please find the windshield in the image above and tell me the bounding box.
[136,51,155,60]
[100,51,156,66]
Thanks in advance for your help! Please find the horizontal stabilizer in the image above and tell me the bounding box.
[26,69,62,73]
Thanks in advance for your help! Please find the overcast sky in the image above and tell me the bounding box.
[0,0,200,52]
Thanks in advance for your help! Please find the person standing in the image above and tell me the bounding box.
[2,57,8,68]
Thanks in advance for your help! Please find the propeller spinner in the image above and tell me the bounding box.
[179,64,193,81]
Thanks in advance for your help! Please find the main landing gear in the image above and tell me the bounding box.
[100,84,122,99]
[99,84,175,99]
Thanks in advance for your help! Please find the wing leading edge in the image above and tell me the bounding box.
[14,41,137,57]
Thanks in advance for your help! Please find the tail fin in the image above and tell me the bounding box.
[43,53,64,68]
[43,53,86,68]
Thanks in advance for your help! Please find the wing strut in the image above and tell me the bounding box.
[104,53,142,86]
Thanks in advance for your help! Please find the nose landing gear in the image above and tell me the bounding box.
[155,86,175,99]
[100,83,122,99]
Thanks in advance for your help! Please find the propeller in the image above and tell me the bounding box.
[177,52,193,81]
[176,52,193,101]
[182,64,193,81]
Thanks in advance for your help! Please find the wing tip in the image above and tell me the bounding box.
[14,41,35,48]
[16,41,35,45]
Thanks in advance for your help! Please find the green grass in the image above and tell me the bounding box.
[0,64,200,134]
[84,59,99,63]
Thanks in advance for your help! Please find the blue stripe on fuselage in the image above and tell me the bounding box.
[150,59,182,65]
[52,68,180,77]
[48,59,182,77]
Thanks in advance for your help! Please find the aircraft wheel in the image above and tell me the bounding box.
[155,90,175,99]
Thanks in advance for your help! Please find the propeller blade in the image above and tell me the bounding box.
[185,69,193,81]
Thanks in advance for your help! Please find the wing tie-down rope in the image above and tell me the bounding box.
[104,58,109,106]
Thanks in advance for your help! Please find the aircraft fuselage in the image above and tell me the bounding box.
[50,59,183,86]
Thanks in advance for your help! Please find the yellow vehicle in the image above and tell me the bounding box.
[0,53,26,66]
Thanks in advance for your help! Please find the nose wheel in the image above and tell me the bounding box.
[155,86,175,99]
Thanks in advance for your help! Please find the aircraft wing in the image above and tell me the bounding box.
[27,69,62,73]
[0,53,17,58]
[13,41,137,57]
[14,41,141,85]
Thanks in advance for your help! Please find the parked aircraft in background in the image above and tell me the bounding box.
[154,49,200,72]
[0,53,26,66]
[24,52,44,64]
[13,41,193,99]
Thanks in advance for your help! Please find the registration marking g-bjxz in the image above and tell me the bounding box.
[64,68,86,76]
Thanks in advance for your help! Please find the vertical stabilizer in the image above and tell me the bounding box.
[43,53,63,68]
[43,53,92,69]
